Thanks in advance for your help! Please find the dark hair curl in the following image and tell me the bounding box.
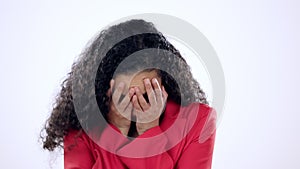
[40,19,208,151]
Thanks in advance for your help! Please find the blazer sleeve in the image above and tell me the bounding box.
[64,130,95,169]
[175,107,217,169]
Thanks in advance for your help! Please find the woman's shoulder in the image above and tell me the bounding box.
[186,102,217,143]
[167,99,215,119]
[185,101,216,128]
[64,129,94,152]
[193,102,216,120]
[163,100,216,146]
[171,100,216,141]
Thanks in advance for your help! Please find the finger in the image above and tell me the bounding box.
[119,88,135,112]
[152,78,163,106]
[132,95,143,112]
[162,85,168,102]
[122,99,133,120]
[110,79,115,89]
[112,81,125,105]
[132,105,138,117]
[106,79,115,97]
[134,86,150,111]
[144,78,156,105]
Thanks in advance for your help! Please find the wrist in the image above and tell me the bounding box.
[136,121,159,135]
[108,121,130,136]
[119,128,130,136]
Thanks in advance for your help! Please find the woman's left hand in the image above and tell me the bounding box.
[131,78,168,135]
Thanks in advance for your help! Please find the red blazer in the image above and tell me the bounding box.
[64,100,217,169]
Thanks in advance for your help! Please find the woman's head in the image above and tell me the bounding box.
[41,19,208,151]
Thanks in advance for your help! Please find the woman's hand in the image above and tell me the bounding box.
[132,78,168,135]
[107,79,134,136]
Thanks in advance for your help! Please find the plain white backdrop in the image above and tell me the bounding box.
[1,0,299,168]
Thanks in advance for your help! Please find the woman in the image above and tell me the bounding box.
[41,19,217,169]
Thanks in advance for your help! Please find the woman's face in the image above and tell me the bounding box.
[114,70,162,95]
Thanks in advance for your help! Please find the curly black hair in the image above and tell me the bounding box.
[40,19,208,151]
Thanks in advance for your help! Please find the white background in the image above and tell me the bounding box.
[1,0,299,168]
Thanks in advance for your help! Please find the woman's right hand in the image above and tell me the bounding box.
[106,79,134,136]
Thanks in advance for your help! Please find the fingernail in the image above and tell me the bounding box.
[144,78,150,84]
[152,78,157,83]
